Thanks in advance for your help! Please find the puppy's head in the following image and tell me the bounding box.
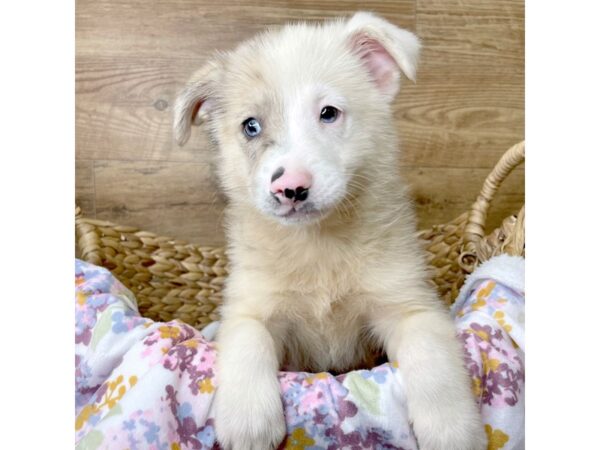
[174,12,420,226]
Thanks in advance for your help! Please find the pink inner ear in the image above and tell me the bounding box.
[352,35,399,97]
[191,101,202,122]
[191,97,213,126]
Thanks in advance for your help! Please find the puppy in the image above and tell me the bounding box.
[174,12,485,450]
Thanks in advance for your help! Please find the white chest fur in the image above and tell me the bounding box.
[273,292,376,372]
[229,216,380,372]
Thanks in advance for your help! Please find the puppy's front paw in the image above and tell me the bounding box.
[410,396,486,450]
[214,377,286,450]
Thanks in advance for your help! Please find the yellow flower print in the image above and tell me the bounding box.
[183,339,198,349]
[472,297,487,310]
[493,311,513,333]
[104,375,127,409]
[305,372,328,385]
[171,443,181,450]
[472,281,497,310]
[159,325,181,340]
[485,424,509,450]
[481,352,501,373]
[75,404,96,431]
[472,376,483,398]
[468,327,489,342]
[198,378,215,394]
[75,373,138,430]
[285,427,316,450]
[479,281,496,299]
[76,291,87,306]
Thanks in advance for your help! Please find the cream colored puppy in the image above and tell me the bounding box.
[174,12,485,450]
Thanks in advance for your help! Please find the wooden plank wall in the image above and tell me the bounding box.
[76,0,524,246]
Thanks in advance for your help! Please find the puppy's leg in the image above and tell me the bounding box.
[214,315,286,450]
[371,301,486,450]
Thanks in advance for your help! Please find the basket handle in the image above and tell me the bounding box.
[460,141,525,267]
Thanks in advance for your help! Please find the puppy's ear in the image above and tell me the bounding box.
[345,12,421,101]
[173,58,223,146]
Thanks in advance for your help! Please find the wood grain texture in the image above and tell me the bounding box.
[403,166,524,232]
[76,0,414,58]
[397,0,524,168]
[76,0,524,245]
[93,160,226,245]
[75,160,95,217]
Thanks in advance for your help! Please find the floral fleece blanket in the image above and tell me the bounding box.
[75,255,524,450]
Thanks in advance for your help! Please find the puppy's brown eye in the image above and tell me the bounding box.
[242,118,262,138]
[320,106,339,123]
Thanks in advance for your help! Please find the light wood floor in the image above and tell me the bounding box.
[76,0,524,245]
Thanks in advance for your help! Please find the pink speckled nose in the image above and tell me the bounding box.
[270,167,313,205]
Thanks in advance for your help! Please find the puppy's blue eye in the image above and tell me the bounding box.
[320,106,339,123]
[242,118,262,138]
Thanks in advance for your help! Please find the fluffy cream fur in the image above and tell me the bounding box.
[174,12,486,450]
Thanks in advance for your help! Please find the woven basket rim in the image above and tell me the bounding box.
[75,141,524,326]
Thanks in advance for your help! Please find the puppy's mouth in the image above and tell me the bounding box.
[274,203,327,224]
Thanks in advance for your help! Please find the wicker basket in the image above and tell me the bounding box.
[76,141,524,330]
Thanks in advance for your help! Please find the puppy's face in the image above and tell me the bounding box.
[174,13,420,226]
